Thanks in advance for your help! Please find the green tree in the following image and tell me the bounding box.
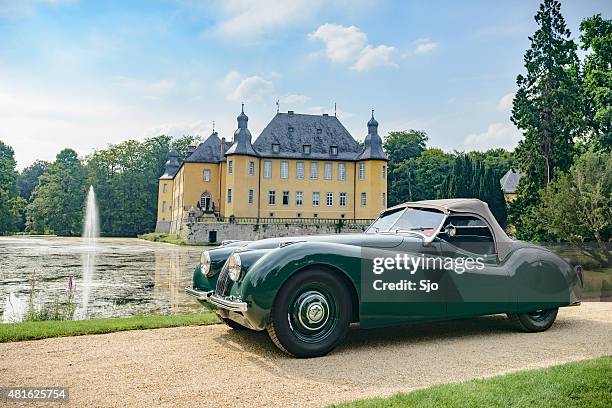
[510,0,583,240]
[383,130,428,206]
[0,141,24,234]
[580,14,612,150]
[26,149,86,236]
[18,160,50,201]
[539,150,611,264]
[393,148,455,202]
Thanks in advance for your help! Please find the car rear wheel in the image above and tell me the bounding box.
[266,269,351,358]
[507,308,558,332]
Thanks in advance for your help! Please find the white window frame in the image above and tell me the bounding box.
[310,162,318,179]
[228,160,233,174]
[282,191,290,205]
[296,162,304,179]
[203,169,211,182]
[339,192,347,207]
[263,160,272,178]
[361,192,367,207]
[358,162,365,180]
[338,163,346,181]
[163,183,168,193]
[162,201,167,212]
[268,190,276,206]
[280,161,289,179]
[382,165,387,179]
[324,162,332,180]
[296,191,303,206]
[248,189,254,204]
[312,192,320,207]
[227,188,232,203]
[326,192,333,207]
[249,161,255,176]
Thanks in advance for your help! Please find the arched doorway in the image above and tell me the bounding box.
[199,192,212,212]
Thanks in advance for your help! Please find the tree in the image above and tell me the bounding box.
[510,0,583,240]
[393,148,455,202]
[18,160,50,201]
[538,150,611,264]
[580,14,612,151]
[26,149,86,236]
[0,141,24,234]
[383,130,428,206]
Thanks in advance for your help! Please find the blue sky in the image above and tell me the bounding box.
[0,0,609,168]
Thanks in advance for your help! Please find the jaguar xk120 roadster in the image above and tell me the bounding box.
[186,199,582,358]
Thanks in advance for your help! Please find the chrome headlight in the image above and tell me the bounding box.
[227,253,242,282]
[200,251,211,276]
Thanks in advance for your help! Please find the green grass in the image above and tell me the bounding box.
[138,232,218,246]
[332,356,612,408]
[0,311,219,343]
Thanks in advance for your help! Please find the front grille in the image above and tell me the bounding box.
[215,261,231,296]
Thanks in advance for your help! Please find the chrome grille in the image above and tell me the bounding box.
[215,260,231,296]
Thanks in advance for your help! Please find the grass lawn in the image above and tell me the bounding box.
[333,356,612,408]
[0,311,219,343]
[138,232,218,246]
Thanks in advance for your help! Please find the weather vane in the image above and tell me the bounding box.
[276,99,280,113]
[334,102,337,117]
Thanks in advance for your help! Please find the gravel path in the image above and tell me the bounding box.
[1,303,611,407]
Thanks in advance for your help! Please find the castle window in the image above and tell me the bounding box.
[272,143,280,153]
[249,161,255,176]
[248,189,254,204]
[303,145,311,155]
[358,162,366,180]
[382,165,387,179]
[268,191,276,205]
[312,192,320,206]
[228,160,233,174]
[339,192,347,207]
[338,163,346,181]
[162,183,168,193]
[326,192,333,206]
[280,161,289,179]
[361,192,367,207]
[227,188,232,203]
[282,191,289,205]
[296,162,304,179]
[296,191,303,206]
[203,169,211,182]
[263,160,272,178]
[324,162,332,180]
[162,201,167,212]
[330,146,338,156]
[313,213,319,218]
[200,192,211,211]
[297,213,302,218]
[310,162,318,179]
[382,192,386,208]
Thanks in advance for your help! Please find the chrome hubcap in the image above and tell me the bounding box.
[295,291,330,332]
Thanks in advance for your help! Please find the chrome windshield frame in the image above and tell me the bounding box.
[368,207,448,243]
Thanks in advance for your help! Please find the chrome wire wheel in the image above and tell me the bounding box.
[288,286,338,343]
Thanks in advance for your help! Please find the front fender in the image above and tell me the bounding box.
[239,242,363,330]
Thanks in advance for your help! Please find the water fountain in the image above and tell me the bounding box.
[77,185,100,319]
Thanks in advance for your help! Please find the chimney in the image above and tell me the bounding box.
[221,137,226,155]
[288,110,294,116]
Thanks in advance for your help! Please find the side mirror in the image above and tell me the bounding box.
[444,224,457,237]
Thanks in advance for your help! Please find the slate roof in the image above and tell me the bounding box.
[252,112,362,160]
[226,106,258,157]
[358,111,387,160]
[500,169,522,194]
[160,149,179,179]
[184,132,231,164]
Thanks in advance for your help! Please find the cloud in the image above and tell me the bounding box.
[498,92,515,110]
[222,70,274,102]
[308,23,397,71]
[146,120,211,139]
[0,0,76,18]
[463,122,522,151]
[413,38,438,54]
[280,94,310,106]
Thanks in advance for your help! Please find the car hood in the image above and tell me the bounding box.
[235,233,409,251]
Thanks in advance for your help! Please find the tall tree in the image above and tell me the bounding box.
[580,14,612,150]
[18,160,50,201]
[26,149,86,236]
[383,130,428,206]
[393,148,455,202]
[0,141,24,234]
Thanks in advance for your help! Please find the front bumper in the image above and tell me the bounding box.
[184,287,248,312]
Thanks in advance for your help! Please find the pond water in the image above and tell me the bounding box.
[0,237,205,321]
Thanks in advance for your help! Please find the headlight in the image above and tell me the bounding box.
[200,251,211,276]
[227,253,242,282]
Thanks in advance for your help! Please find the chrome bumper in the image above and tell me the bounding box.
[185,288,248,312]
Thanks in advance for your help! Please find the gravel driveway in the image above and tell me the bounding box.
[1,302,610,407]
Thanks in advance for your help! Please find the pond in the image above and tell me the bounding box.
[0,236,205,322]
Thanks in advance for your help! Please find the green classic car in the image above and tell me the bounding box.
[186,199,582,358]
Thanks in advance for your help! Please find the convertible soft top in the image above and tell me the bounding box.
[387,198,513,259]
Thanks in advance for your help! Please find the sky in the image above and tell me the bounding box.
[0,0,609,169]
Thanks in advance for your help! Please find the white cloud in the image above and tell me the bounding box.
[222,70,274,102]
[353,45,398,71]
[498,92,515,110]
[413,38,438,54]
[146,120,211,139]
[464,122,522,151]
[281,94,310,106]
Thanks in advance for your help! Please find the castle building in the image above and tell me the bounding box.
[156,106,388,233]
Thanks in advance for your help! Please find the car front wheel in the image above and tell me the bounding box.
[507,308,559,332]
[266,269,351,358]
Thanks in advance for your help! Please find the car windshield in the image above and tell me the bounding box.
[366,207,446,235]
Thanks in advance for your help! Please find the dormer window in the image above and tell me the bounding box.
[317,128,322,134]
[272,143,280,153]
[330,146,338,156]
[288,126,294,132]
[303,145,311,155]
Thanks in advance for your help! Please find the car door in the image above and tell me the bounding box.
[436,214,511,317]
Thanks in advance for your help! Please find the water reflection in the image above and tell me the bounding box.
[0,237,203,320]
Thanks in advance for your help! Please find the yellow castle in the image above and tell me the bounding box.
[156,106,388,233]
